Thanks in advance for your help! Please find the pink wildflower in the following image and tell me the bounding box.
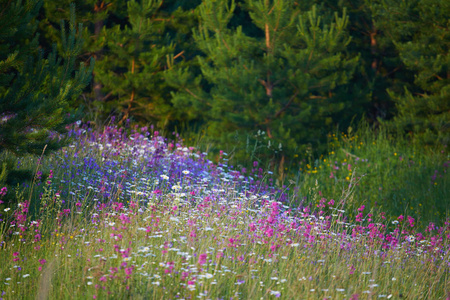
[125,267,133,275]
[356,213,363,222]
[0,186,7,197]
[198,253,207,265]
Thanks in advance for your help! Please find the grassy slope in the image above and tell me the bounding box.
[0,124,448,299]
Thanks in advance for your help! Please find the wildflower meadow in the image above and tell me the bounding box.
[0,124,449,299]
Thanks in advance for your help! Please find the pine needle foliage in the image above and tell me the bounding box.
[165,0,359,163]
[93,0,176,126]
[0,0,94,186]
[371,0,450,146]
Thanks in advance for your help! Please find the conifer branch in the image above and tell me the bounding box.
[184,88,211,107]
[274,90,299,118]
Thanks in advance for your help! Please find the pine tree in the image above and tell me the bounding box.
[93,0,199,127]
[165,0,359,164]
[0,1,94,186]
[39,0,202,128]
[371,0,449,146]
[314,0,409,124]
[38,0,128,123]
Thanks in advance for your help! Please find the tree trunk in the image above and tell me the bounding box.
[370,25,378,74]
[92,1,107,103]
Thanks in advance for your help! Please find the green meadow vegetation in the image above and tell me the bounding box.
[0,124,448,299]
[1,0,449,299]
[292,124,449,228]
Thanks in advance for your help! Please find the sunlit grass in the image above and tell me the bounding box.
[289,122,449,228]
[0,124,449,299]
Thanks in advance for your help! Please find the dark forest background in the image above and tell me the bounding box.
[1,0,449,185]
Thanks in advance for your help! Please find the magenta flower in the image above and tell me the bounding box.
[0,186,7,197]
[265,227,274,237]
[181,272,189,281]
[125,267,133,275]
[266,216,275,224]
[356,213,363,222]
[349,264,355,275]
[119,213,131,224]
[198,253,207,265]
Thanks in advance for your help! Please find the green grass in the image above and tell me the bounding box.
[0,123,448,299]
[1,187,449,299]
[286,123,449,228]
[183,121,449,227]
